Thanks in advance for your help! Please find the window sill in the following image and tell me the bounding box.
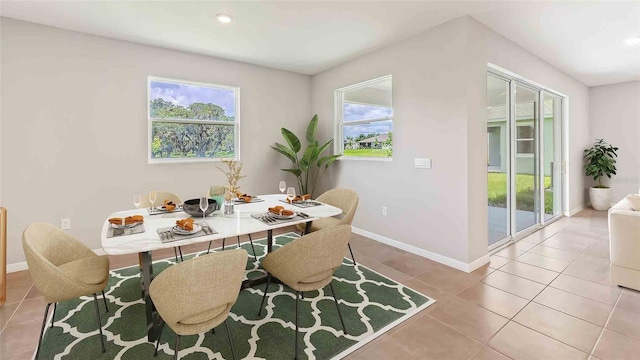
[337,156,393,162]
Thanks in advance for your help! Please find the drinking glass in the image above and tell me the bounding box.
[279,181,286,194]
[286,187,296,203]
[199,196,209,220]
[149,191,157,212]
[133,193,142,209]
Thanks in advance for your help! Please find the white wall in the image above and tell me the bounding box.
[312,16,591,267]
[313,18,472,265]
[589,81,640,201]
[0,18,311,266]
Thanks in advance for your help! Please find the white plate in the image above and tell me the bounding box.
[172,224,201,235]
[269,212,297,220]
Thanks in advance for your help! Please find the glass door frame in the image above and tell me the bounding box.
[487,66,566,249]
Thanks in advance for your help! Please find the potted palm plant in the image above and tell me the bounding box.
[583,139,618,210]
[271,115,340,196]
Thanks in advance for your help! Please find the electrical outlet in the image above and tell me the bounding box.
[382,206,388,216]
[61,218,71,230]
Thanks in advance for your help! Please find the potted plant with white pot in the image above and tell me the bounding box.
[583,139,618,210]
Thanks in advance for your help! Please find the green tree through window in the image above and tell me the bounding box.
[148,77,238,162]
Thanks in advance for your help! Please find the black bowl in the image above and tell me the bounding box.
[183,198,217,217]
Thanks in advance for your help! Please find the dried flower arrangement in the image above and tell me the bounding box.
[215,159,247,201]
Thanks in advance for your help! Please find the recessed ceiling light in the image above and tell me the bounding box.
[624,37,640,45]
[216,13,233,23]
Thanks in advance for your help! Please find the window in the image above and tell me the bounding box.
[335,75,393,159]
[516,124,534,154]
[148,77,239,163]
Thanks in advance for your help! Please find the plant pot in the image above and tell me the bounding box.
[589,187,611,210]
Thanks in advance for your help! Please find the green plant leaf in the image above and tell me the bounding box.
[317,139,333,156]
[306,114,318,143]
[270,143,297,163]
[281,128,301,153]
[300,143,318,171]
[281,168,302,177]
[318,154,341,168]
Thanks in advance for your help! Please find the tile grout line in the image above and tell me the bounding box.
[482,224,609,357]
[589,289,623,356]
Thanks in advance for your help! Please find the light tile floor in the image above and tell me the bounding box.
[1,209,640,359]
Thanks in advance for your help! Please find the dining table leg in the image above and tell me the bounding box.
[267,229,273,253]
[139,251,160,342]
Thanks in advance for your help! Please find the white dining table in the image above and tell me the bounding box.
[100,193,342,341]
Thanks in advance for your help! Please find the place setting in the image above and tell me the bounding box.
[278,184,323,208]
[157,218,218,243]
[106,215,145,238]
[251,205,310,225]
[140,191,185,215]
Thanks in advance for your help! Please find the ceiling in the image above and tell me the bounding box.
[1,1,638,86]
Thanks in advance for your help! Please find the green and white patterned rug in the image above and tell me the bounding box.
[37,232,434,359]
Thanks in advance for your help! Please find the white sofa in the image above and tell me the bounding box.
[609,196,640,291]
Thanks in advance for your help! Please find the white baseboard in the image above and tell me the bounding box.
[569,204,587,216]
[352,227,489,273]
[7,261,28,273]
[6,248,106,273]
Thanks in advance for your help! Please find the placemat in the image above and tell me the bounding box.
[107,223,145,238]
[251,213,306,226]
[156,221,217,243]
[147,206,184,216]
[279,199,323,208]
[233,198,266,204]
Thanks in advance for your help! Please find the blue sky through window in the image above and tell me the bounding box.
[150,80,235,117]
[343,102,392,138]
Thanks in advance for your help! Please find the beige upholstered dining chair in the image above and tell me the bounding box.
[22,223,110,359]
[258,225,352,359]
[150,249,247,360]
[296,188,359,263]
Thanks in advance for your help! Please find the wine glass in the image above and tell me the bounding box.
[148,191,157,212]
[279,181,286,194]
[199,196,209,220]
[133,193,142,209]
[286,187,296,204]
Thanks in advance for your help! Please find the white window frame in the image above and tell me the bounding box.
[334,75,393,161]
[147,76,240,164]
[516,123,534,157]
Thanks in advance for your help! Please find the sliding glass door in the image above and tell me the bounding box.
[487,75,511,246]
[514,84,540,233]
[487,70,564,249]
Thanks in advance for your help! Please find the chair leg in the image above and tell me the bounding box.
[295,291,300,360]
[301,292,304,300]
[102,290,109,313]
[174,248,179,262]
[35,303,51,360]
[207,241,212,254]
[348,243,356,265]
[248,234,258,261]
[222,238,226,250]
[174,335,181,360]
[178,247,183,261]
[258,274,272,316]
[154,319,166,357]
[211,327,215,334]
[236,235,241,248]
[329,282,347,334]
[225,319,237,360]
[93,294,106,353]
[50,303,56,328]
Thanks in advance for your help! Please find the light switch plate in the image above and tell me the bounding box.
[415,158,431,169]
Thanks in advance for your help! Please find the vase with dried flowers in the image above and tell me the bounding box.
[216,159,246,214]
